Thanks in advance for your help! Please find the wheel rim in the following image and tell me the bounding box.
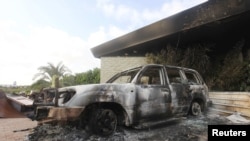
[95,109,117,136]
[191,102,201,116]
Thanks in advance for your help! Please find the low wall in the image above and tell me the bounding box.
[209,92,250,119]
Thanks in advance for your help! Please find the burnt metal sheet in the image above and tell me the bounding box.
[7,95,33,106]
[0,91,26,118]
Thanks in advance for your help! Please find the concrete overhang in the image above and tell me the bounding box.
[91,0,250,58]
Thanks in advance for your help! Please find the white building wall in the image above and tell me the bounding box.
[100,57,147,83]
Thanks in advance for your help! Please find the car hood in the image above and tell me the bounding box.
[59,83,136,107]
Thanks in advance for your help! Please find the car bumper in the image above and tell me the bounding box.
[35,106,85,122]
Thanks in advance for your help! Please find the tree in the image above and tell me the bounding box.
[74,68,100,85]
[91,68,100,83]
[30,79,50,91]
[61,74,75,86]
[33,61,71,83]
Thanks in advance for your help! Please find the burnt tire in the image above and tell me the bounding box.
[90,109,117,136]
[190,101,202,116]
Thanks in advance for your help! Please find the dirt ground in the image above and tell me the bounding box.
[0,118,37,141]
[27,112,240,141]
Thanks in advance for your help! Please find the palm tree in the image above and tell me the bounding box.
[33,61,71,82]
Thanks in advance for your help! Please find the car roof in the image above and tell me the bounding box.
[139,64,198,72]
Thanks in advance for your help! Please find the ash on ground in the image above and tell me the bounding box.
[27,113,236,141]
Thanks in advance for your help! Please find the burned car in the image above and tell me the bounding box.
[34,64,210,136]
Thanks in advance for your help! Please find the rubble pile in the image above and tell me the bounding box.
[27,114,233,141]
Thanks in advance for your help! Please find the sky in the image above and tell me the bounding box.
[0,0,207,86]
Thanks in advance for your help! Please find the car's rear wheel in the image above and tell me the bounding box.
[190,101,202,116]
[90,109,117,136]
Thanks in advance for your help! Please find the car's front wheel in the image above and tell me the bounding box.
[90,109,117,136]
[190,101,202,116]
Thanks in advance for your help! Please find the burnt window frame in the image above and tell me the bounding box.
[183,70,199,85]
[136,66,166,86]
[165,67,184,84]
[182,70,203,85]
[106,67,142,83]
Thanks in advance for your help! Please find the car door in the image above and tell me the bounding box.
[183,70,206,91]
[166,67,192,116]
[135,66,171,120]
[182,69,208,106]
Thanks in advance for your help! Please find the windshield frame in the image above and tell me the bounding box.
[106,66,142,83]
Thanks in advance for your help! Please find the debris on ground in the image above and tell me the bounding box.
[27,113,234,141]
[226,112,250,124]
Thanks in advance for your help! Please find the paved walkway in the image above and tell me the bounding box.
[0,118,37,141]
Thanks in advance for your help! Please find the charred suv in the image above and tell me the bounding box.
[34,64,210,136]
